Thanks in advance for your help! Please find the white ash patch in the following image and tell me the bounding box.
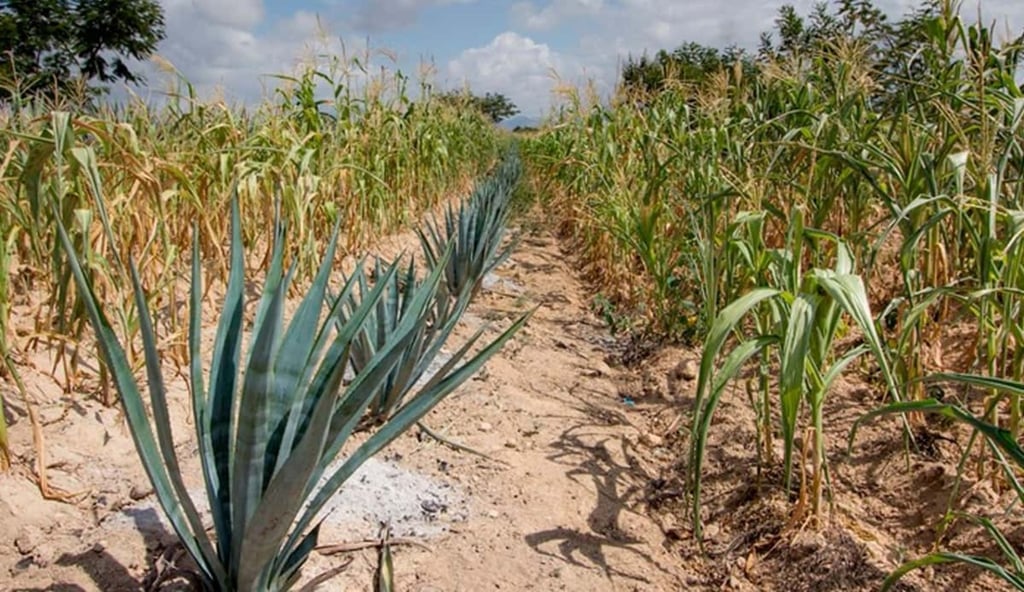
[101,457,467,544]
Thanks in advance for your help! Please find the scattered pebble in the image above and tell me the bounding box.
[589,360,615,377]
[129,484,152,501]
[421,499,446,514]
[14,532,37,555]
[640,433,663,447]
[674,358,698,381]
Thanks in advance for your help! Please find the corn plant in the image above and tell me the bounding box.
[852,373,1024,591]
[55,195,527,591]
[689,213,899,538]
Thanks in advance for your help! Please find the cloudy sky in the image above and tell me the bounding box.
[128,0,1024,117]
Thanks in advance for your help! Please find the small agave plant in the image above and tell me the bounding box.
[337,256,475,422]
[418,149,521,300]
[55,197,527,591]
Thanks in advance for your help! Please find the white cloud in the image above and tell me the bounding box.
[511,0,604,30]
[353,0,475,32]
[191,0,265,30]
[447,32,576,116]
[118,1,349,104]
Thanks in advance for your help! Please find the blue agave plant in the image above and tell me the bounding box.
[56,195,527,591]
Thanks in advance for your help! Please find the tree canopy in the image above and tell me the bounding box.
[618,0,1022,104]
[0,0,165,97]
[440,90,520,123]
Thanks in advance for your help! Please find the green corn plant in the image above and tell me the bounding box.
[689,212,900,538]
[851,373,1024,591]
[882,513,1024,591]
[419,149,521,301]
[55,195,528,591]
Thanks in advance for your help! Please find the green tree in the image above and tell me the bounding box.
[622,43,756,94]
[475,92,520,123]
[0,0,165,97]
[440,90,520,123]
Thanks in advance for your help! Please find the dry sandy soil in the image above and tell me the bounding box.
[1,222,1022,591]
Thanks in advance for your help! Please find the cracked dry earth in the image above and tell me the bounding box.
[0,228,688,591]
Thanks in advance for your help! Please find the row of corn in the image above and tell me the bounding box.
[524,1,1024,588]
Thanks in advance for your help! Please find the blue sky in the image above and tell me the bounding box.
[128,1,1024,117]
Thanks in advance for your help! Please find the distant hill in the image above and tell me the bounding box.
[498,114,542,131]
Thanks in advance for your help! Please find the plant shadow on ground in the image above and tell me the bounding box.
[524,387,680,586]
[11,507,192,592]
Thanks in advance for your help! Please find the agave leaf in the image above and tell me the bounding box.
[418,149,519,300]
[274,262,367,472]
[236,348,349,591]
[231,216,288,561]
[317,252,452,475]
[243,225,420,589]
[279,524,320,590]
[53,203,228,588]
[204,199,247,568]
[187,227,233,567]
[244,254,420,586]
[267,310,428,577]
[129,260,222,575]
[264,223,342,481]
[348,244,465,421]
[409,295,479,397]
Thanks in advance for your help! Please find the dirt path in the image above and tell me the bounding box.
[356,230,686,591]
[0,228,685,591]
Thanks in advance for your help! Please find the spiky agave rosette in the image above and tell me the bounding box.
[55,195,529,591]
[418,148,522,301]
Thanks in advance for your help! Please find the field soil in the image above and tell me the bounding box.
[1,221,1021,591]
